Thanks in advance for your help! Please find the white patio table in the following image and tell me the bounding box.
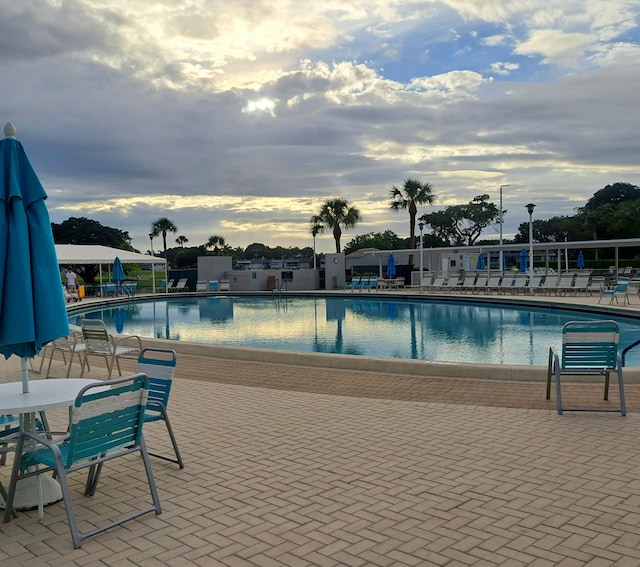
[0,378,101,512]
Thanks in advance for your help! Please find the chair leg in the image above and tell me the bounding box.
[618,369,627,417]
[604,372,610,400]
[140,438,162,516]
[147,413,184,468]
[44,347,56,379]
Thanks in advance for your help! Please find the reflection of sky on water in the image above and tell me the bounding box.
[70,297,640,366]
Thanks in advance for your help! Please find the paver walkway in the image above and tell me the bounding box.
[2,326,640,565]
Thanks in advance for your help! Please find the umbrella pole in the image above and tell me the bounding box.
[21,357,30,393]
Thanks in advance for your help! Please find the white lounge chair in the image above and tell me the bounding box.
[219,279,231,291]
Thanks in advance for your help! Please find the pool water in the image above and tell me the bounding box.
[70,296,640,366]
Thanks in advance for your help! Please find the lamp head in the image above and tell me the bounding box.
[418,222,424,232]
[525,203,536,215]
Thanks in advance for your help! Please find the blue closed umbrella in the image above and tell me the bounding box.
[476,253,486,270]
[113,256,125,296]
[113,256,125,281]
[387,253,396,277]
[519,249,528,273]
[577,251,585,269]
[0,123,69,392]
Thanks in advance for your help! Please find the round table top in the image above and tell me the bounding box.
[0,379,101,414]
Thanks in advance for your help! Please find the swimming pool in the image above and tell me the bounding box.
[69,296,640,366]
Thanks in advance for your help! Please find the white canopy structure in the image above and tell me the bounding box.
[55,244,166,294]
[55,244,165,266]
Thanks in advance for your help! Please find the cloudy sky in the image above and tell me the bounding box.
[2,1,639,254]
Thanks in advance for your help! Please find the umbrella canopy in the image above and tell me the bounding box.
[0,123,70,392]
[476,253,486,270]
[113,256,125,281]
[519,249,528,273]
[387,253,396,277]
[577,251,585,269]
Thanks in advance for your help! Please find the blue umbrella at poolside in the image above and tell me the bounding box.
[387,253,396,277]
[476,253,486,270]
[113,256,125,296]
[519,249,528,273]
[577,251,585,269]
[0,123,69,393]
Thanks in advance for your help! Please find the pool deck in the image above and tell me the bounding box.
[2,290,640,566]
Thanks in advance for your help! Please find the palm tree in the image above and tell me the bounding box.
[151,217,178,260]
[389,178,435,248]
[206,235,226,255]
[175,235,188,247]
[311,198,361,253]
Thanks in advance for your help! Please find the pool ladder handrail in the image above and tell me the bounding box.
[272,278,288,295]
[621,339,640,366]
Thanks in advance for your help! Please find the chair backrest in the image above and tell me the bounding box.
[81,319,112,352]
[561,320,619,370]
[136,348,177,409]
[66,374,149,466]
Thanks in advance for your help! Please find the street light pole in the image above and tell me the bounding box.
[419,221,424,286]
[525,204,536,281]
[148,233,156,294]
[499,184,510,272]
[563,231,568,272]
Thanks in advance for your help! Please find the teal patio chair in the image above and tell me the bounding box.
[3,374,162,548]
[208,279,220,291]
[598,279,630,305]
[136,348,184,468]
[546,320,626,416]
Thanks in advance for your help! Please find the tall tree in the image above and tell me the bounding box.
[418,194,499,246]
[310,198,362,253]
[175,235,189,247]
[151,217,178,261]
[206,235,227,255]
[389,178,435,248]
[52,217,132,249]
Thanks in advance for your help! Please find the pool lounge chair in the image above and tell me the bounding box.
[208,279,220,291]
[459,275,477,293]
[555,273,576,295]
[219,279,231,291]
[496,274,514,294]
[484,275,502,294]
[423,275,446,292]
[526,275,542,294]
[363,276,378,292]
[546,320,626,416]
[196,280,208,292]
[536,275,558,295]
[169,278,188,292]
[510,274,529,294]
[345,275,361,290]
[571,274,590,295]
[470,275,488,293]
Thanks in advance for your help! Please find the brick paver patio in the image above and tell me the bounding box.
[2,292,640,566]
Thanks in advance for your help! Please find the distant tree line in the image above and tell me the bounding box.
[52,182,640,272]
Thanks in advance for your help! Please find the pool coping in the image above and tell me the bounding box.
[68,291,640,383]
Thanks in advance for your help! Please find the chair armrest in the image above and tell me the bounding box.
[113,334,142,351]
[546,346,560,400]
